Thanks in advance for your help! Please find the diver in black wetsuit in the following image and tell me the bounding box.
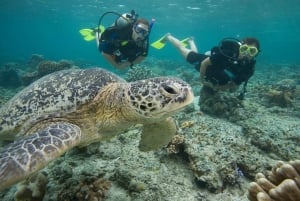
[96,12,153,69]
[164,34,260,100]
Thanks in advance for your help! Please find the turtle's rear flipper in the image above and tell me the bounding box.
[0,122,82,190]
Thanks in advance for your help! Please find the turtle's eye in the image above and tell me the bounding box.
[160,85,178,97]
[163,85,177,94]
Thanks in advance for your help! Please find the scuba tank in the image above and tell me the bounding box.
[218,38,242,62]
[97,10,138,34]
[113,11,138,27]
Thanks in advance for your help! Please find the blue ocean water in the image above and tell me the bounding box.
[0,0,299,67]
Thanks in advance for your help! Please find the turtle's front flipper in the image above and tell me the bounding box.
[0,122,82,190]
[139,117,177,151]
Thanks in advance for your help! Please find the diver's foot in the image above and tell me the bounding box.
[180,36,193,47]
[187,37,195,47]
[187,36,194,42]
[161,33,171,43]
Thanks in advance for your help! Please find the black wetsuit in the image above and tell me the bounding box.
[99,25,149,63]
[186,46,255,86]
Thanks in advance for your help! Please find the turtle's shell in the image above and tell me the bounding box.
[0,68,125,139]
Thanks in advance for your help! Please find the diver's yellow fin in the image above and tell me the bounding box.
[151,35,168,49]
[79,28,96,41]
[180,37,190,47]
[79,25,105,42]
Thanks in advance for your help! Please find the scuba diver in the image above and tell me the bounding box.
[152,34,260,100]
[80,10,154,69]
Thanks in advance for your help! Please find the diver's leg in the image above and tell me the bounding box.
[188,37,198,53]
[166,34,192,59]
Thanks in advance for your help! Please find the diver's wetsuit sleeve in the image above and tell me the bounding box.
[186,51,208,72]
[233,60,256,85]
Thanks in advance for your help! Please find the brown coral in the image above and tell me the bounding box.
[248,160,300,201]
[21,60,73,85]
[265,89,293,107]
[37,60,72,77]
[180,120,194,129]
[27,54,45,68]
[57,177,111,201]
[264,79,296,107]
[14,172,49,201]
[75,178,111,201]
[166,135,185,154]
[199,85,243,118]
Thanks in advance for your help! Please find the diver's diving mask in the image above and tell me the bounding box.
[239,44,259,57]
[134,24,149,37]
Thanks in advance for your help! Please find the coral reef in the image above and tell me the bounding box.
[199,85,247,120]
[27,54,45,69]
[37,60,73,77]
[265,89,293,107]
[180,120,194,129]
[248,160,300,201]
[0,56,75,88]
[0,86,23,106]
[14,172,49,201]
[264,79,297,107]
[0,63,22,87]
[1,61,300,201]
[183,115,268,192]
[21,59,73,85]
[57,177,111,201]
[166,134,185,154]
[20,71,39,86]
[242,114,300,160]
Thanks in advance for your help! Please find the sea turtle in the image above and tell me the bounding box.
[0,68,194,190]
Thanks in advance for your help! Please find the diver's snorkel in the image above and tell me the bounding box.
[149,18,155,33]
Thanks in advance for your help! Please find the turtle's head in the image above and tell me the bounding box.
[127,77,194,118]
